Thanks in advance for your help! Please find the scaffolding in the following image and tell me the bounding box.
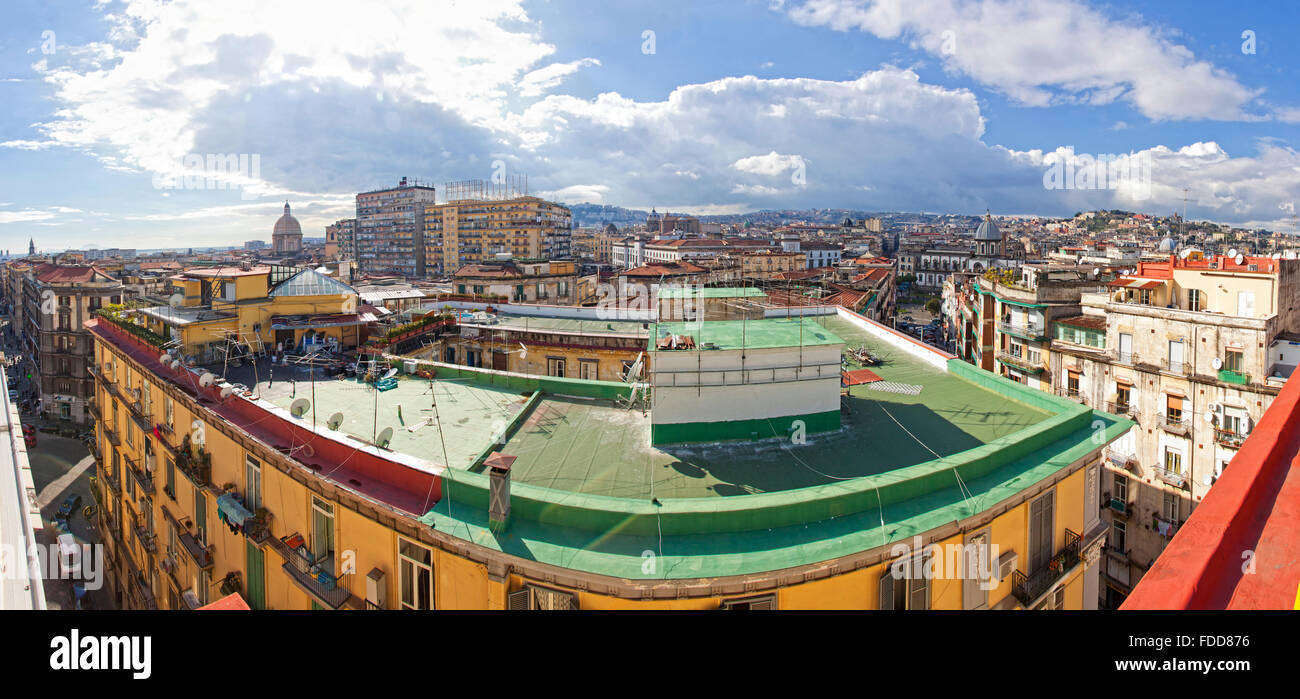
[441,175,529,203]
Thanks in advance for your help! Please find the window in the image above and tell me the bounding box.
[245,456,261,512]
[310,497,335,565]
[1163,492,1181,521]
[720,594,777,610]
[1035,586,1066,610]
[1113,473,1128,502]
[1066,370,1080,397]
[547,357,566,378]
[1164,448,1183,476]
[1116,384,1131,412]
[398,537,434,610]
[508,583,577,610]
[1167,340,1184,372]
[878,551,931,610]
[1111,520,1127,553]
[1166,394,1183,423]
[1028,491,1055,573]
[165,458,175,499]
[1117,332,1133,363]
[1187,288,1201,311]
[578,359,597,381]
[1224,348,1243,373]
[194,491,207,546]
[165,397,174,429]
[1138,288,1152,305]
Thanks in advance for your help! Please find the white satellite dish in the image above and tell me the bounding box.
[290,398,311,417]
[198,372,216,387]
[382,368,398,381]
[1227,248,1238,258]
[327,412,344,430]
[1235,254,1244,265]
[1212,357,1223,370]
[1179,249,1190,259]
[376,426,394,448]
[219,386,234,399]
[158,352,171,364]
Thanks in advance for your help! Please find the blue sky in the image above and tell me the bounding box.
[2,0,1299,251]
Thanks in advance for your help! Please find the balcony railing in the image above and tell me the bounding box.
[124,455,154,494]
[1012,529,1082,607]
[1104,400,1134,417]
[997,321,1047,340]
[1152,463,1188,490]
[1107,497,1134,518]
[101,469,122,498]
[1112,351,1133,365]
[178,530,213,570]
[134,523,157,553]
[1214,429,1247,449]
[175,445,212,487]
[996,351,1045,374]
[1217,369,1250,385]
[266,535,354,610]
[102,424,121,447]
[1161,359,1189,375]
[1053,385,1087,403]
[1158,413,1190,436]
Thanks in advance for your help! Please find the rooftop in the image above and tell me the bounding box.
[649,317,843,351]
[656,287,765,299]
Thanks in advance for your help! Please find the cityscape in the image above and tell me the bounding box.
[0,0,1297,676]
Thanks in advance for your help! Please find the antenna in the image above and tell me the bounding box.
[290,398,311,417]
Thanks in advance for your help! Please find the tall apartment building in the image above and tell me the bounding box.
[325,218,355,261]
[22,264,126,424]
[1042,253,1300,607]
[423,195,572,275]
[355,179,437,278]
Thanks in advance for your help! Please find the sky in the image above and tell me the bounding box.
[2,0,1299,251]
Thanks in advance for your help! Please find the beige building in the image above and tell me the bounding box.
[424,196,572,275]
[452,259,587,305]
[1045,253,1300,607]
[740,251,806,280]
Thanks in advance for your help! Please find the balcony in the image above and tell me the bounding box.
[1158,413,1190,436]
[1053,385,1087,404]
[1152,463,1189,490]
[101,469,122,498]
[1161,359,1190,375]
[1152,515,1181,539]
[1106,497,1134,518]
[1217,369,1250,385]
[134,522,157,554]
[101,423,121,447]
[178,530,213,570]
[1111,351,1134,366]
[997,321,1047,340]
[124,455,154,494]
[266,534,355,610]
[996,351,1045,374]
[175,445,212,487]
[1012,529,1082,607]
[1104,400,1135,418]
[1214,429,1248,450]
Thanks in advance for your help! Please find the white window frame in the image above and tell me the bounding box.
[398,536,435,610]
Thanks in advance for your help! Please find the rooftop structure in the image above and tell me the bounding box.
[0,364,46,609]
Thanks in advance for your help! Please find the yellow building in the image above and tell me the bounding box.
[424,196,572,276]
[87,306,1128,610]
[128,265,367,363]
[741,250,806,279]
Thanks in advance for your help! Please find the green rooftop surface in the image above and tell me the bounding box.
[501,315,1051,499]
[656,287,766,299]
[649,317,845,351]
[261,374,529,470]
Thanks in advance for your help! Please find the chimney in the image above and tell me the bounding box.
[485,453,516,528]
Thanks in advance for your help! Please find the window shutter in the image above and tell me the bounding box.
[508,589,531,611]
[878,571,895,610]
[1167,395,1183,413]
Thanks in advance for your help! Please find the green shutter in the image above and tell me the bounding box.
[246,541,265,610]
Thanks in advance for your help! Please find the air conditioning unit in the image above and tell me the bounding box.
[1208,403,1221,413]
[365,568,386,610]
[997,550,1018,580]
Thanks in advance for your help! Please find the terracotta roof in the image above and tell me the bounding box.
[1056,315,1106,331]
[32,264,111,284]
[620,262,706,277]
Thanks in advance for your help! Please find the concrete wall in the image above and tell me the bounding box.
[834,306,954,371]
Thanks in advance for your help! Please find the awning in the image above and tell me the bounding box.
[1107,278,1165,290]
[198,592,251,610]
[216,493,254,526]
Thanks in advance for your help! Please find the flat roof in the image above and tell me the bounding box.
[458,313,649,337]
[656,287,766,299]
[649,317,844,351]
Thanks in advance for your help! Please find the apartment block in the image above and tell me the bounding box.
[355,179,437,278]
[424,196,572,275]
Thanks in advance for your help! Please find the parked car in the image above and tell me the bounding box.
[57,534,82,580]
[56,494,82,522]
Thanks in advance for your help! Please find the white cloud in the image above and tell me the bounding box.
[782,0,1272,121]
[731,151,805,176]
[517,58,600,97]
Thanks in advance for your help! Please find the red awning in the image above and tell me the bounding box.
[842,368,883,386]
[1106,278,1165,290]
[198,593,251,610]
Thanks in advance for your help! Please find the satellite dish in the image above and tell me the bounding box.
[1204,412,1214,423]
[159,352,171,364]
[1235,254,1244,265]
[1212,357,1223,370]
[198,372,216,387]
[382,368,398,380]
[1227,248,1238,258]
[296,444,315,458]
[327,412,344,430]
[1179,249,1190,259]
[219,386,234,399]
[376,426,394,448]
[290,398,311,417]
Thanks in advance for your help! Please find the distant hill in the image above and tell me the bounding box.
[565,202,913,229]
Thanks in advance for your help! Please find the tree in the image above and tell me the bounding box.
[925,298,941,316]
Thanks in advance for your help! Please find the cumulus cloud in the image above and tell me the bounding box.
[517,58,601,97]
[781,0,1273,122]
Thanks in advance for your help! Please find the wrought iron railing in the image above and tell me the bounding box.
[1011,529,1082,606]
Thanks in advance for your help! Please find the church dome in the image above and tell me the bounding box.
[974,212,1001,241]
[1157,236,1176,253]
[274,202,302,237]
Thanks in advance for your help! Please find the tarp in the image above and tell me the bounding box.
[216,493,254,526]
[198,592,251,610]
